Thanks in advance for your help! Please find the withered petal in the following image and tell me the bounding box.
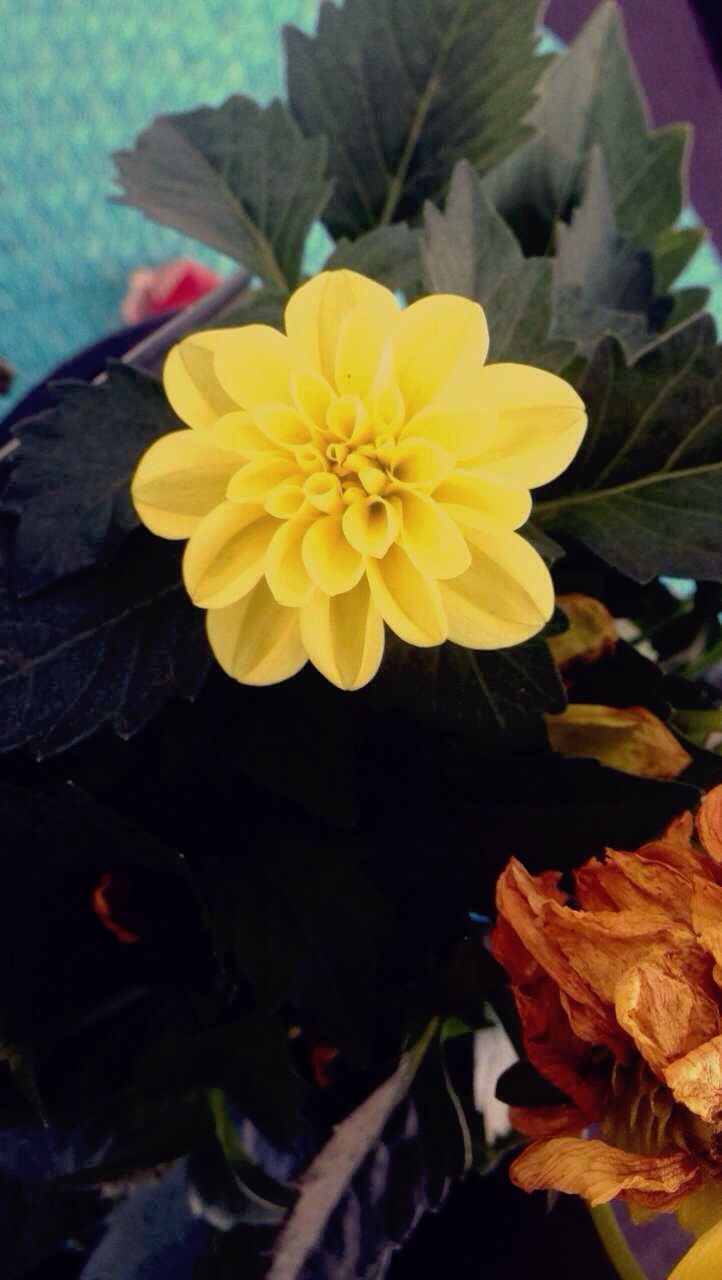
[575,849,694,923]
[697,786,722,864]
[692,876,722,987]
[615,959,720,1077]
[509,1103,587,1140]
[511,1136,703,1208]
[665,1034,722,1124]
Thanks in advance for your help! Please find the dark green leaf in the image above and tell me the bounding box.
[0,526,211,757]
[551,148,673,360]
[208,826,394,1059]
[484,2,692,270]
[325,224,423,298]
[114,97,332,291]
[2,364,178,596]
[284,0,548,240]
[371,634,566,751]
[535,317,722,582]
[495,1060,569,1108]
[422,161,574,371]
[195,668,363,828]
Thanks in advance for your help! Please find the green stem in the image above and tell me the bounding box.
[590,1204,647,1280]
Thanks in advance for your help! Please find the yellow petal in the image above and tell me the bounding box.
[303,472,343,514]
[300,578,385,690]
[342,495,400,559]
[399,406,486,459]
[302,514,365,596]
[391,295,489,418]
[213,411,277,456]
[668,1218,722,1280]
[264,482,309,520]
[367,544,447,647]
[434,470,532,531]
[207,579,306,686]
[252,403,312,448]
[265,519,315,607]
[397,491,471,580]
[291,369,335,431]
[163,332,239,430]
[284,269,398,387]
[226,455,301,504]
[213,325,295,409]
[440,527,554,649]
[462,363,587,489]
[183,501,278,608]
[334,300,398,399]
[131,430,240,539]
[389,438,453,489]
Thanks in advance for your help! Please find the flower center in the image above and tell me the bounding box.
[602,1060,713,1162]
[316,393,402,500]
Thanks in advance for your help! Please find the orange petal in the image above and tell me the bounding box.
[494,859,624,1056]
[545,704,692,780]
[549,594,617,673]
[615,958,719,1077]
[697,786,722,863]
[692,877,722,985]
[665,1034,722,1123]
[511,1137,702,1208]
[540,902,695,1010]
[509,1104,588,1140]
[574,849,694,923]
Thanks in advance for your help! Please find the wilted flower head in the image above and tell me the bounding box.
[132,270,586,690]
[492,785,722,1278]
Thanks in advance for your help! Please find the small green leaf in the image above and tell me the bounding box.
[422,161,574,371]
[484,2,692,268]
[114,97,332,291]
[2,364,179,596]
[655,225,706,294]
[535,316,722,582]
[284,0,549,240]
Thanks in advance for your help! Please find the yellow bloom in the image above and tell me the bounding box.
[131,270,586,690]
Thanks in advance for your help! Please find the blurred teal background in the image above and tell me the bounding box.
[1,2,721,412]
[1,0,318,408]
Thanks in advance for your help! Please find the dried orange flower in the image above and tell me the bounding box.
[492,785,722,1277]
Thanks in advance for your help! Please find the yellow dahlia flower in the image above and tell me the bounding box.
[131,270,586,690]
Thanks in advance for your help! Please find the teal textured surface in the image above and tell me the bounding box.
[0,0,318,406]
[1,3,721,413]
